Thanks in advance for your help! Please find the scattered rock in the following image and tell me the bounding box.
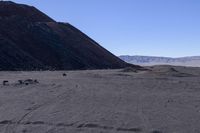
[34,79,39,83]
[62,73,67,76]
[18,80,23,84]
[3,80,9,86]
[17,79,39,85]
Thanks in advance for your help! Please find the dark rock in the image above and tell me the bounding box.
[18,80,23,84]
[3,80,9,86]
[34,79,39,83]
[62,73,67,76]
[17,79,39,85]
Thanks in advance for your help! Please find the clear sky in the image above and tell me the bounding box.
[12,0,200,57]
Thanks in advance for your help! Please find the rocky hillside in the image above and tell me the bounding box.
[119,55,200,67]
[0,1,130,70]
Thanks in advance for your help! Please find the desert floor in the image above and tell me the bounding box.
[0,66,200,133]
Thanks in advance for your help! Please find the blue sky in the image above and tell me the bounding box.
[12,0,200,57]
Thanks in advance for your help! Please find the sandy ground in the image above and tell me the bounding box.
[0,66,200,133]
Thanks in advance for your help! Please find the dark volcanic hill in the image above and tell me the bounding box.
[0,1,130,70]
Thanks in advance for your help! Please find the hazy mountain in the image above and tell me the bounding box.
[0,1,130,70]
[119,55,200,67]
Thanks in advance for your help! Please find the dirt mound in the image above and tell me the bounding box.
[149,65,195,77]
[122,67,139,72]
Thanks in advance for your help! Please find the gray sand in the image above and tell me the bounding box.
[0,66,200,133]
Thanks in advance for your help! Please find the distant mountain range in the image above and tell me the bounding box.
[119,55,200,67]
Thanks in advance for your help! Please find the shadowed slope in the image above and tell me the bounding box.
[0,1,132,70]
